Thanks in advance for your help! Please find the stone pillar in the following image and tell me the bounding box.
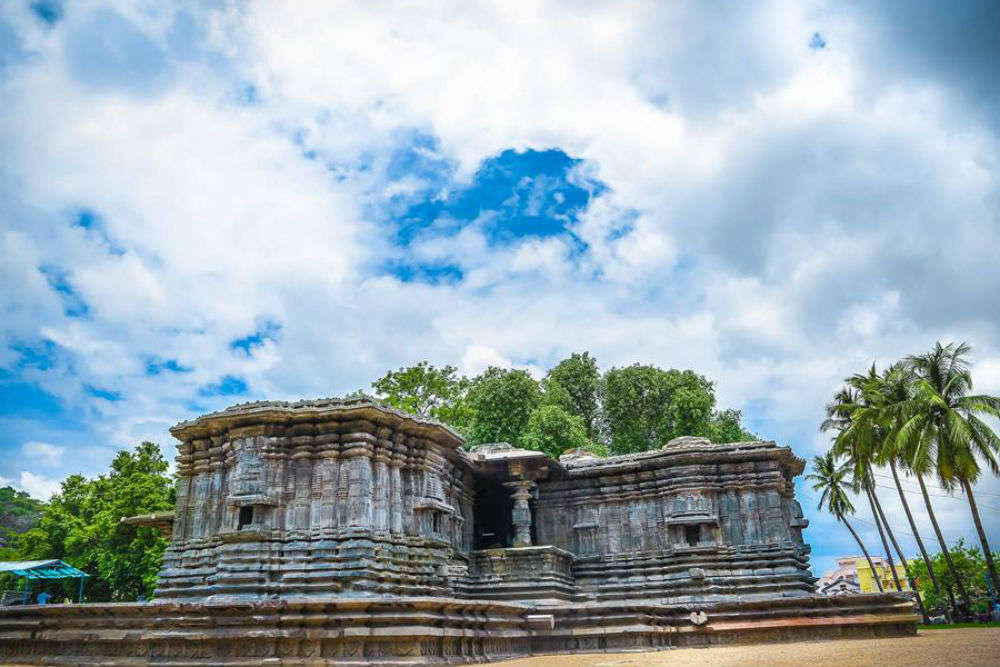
[389,455,404,535]
[504,480,536,548]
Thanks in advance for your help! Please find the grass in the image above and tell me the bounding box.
[918,622,1000,629]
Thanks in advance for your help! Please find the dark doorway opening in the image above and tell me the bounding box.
[473,477,513,549]
[685,524,700,546]
[238,505,254,530]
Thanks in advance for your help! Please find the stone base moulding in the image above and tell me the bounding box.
[0,593,919,666]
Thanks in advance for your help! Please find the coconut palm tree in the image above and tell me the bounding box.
[808,451,883,592]
[847,364,937,619]
[823,373,903,592]
[863,477,905,592]
[873,363,955,618]
[896,407,973,617]
[904,342,1000,610]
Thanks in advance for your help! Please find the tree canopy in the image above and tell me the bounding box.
[544,352,601,440]
[371,361,468,420]
[467,367,543,446]
[371,353,755,458]
[908,539,998,615]
[601,365,754,454]
[521,404,594,459]
[10,442,175,602]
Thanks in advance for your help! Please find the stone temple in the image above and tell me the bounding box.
[0,398,917,665]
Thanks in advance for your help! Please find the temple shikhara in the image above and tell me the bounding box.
[0,398,918,665]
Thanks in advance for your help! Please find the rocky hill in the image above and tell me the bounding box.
[0,486,45,550]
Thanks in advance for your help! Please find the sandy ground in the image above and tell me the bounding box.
[481,628,1000,667]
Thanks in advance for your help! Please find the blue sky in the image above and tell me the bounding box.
[1,0,999,577]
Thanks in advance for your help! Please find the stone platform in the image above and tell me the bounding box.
[0,593,918,666]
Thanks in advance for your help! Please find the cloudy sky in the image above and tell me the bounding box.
[2,0,999,576]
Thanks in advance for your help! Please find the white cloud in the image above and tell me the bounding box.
[21,441,66,466]
[461,345,512,377]
[18,471,62,501]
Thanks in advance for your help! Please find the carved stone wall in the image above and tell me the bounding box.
[159,400,474,600]
[535,439,814,602]
[162,405,817,605]
[464,545,578,602]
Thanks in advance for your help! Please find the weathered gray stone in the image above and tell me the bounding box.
[0,398,919,664]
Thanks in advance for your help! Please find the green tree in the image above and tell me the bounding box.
[16,442,175,601]
[540,377,573,411]
[908,539,997,616]
[467,368,543,446]
[903,342,1000,610]
[600,365,716,454]
[807,451,883,593]
[372,362,467,418]
[544,352,601,440]
[707,408,757,443]
[521,405,592,458]
[371,361,476,436]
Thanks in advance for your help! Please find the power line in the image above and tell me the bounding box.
[871,471,1000,498]
[872,483,1000,513]
[799,488,966,544]
[850,515,925,542]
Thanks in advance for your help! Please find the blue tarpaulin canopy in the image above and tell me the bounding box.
[0,560,88,580]
[0,560,88,603]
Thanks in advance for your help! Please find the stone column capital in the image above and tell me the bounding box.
[503,479,536,498]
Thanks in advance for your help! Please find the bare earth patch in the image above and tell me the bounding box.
[481,628,1000,667]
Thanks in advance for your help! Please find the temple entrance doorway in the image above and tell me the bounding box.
[473,477,513,549]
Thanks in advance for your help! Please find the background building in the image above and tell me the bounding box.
[817,556,911,595]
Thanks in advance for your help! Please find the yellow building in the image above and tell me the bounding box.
[855,557,911,593]
[817,556,912,595]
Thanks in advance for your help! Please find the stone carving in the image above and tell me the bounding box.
[504,480,536,548]
[0,398,920,665]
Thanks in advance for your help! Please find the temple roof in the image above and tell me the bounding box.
[170,399,803,478]
[170,396,464,447]
[556,438,805,477]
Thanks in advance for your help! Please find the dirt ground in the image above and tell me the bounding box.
[483,628,1000,667]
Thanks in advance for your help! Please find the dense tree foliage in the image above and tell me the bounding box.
[371,361,470,421]
[544,352,601,440]
[467,368,543,446]
[601,365,753,454]
[8,442,175,602]
[707,408,755,444]
[521,405,593,458]
[371,352,755,458]
[908,539,998,616]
